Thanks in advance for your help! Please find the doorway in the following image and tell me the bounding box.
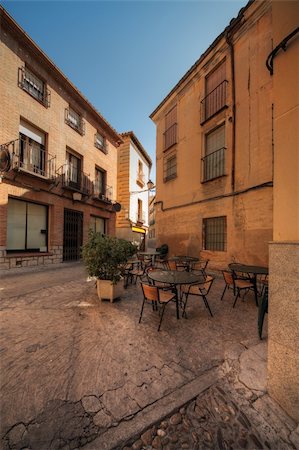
[63,209,83,261]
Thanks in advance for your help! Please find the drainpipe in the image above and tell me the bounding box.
[226,30,236,192]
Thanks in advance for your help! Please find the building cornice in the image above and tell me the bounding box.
[120,131,152,168]
[0,6,123,147]
[149,0,254,121]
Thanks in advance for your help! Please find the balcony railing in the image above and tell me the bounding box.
[92,183,113,202]
[202,147,226,182]
[18,67,50,108]
[65,108,85,135]
[1,138,56,179]
[57,163,92,195]
[164,123,177,150]
[200,80,228,123]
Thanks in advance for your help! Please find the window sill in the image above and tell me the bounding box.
[163,143,177,153]
[200,105,228,125]
[201,174,226,183]
[6,252,53,258]
[164,174,177,183]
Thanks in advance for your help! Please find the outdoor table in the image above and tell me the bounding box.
[229,263,268,307]
[169,256,199,271]
[138,251,160,265]
[147,270,204,319]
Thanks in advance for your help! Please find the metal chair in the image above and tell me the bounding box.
[166,260,177,270]
[190,259,209,276]
[181,275,214,318]
[221,270,235,300]
[231,272,255,308]
[258,284,268,339]
[139,283,176,331]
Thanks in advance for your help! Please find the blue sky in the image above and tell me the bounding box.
[2,0,246,181]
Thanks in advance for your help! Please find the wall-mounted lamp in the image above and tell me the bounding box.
[72,192,82,202]
[147,179,155,190]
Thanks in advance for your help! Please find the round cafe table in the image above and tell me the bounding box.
[169,256,199,271]
[229,263,268,307]
[147,270,204,319]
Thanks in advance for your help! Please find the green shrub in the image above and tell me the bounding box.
[82,230,137,284]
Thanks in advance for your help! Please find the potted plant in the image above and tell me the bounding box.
[82,230,136,302]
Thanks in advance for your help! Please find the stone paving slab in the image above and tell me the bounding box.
[0,263,297,450]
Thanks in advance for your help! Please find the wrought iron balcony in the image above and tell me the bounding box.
[57,164,92,195]
[202,147,226,182]
[200,80,228,123]
[92,183,113,202]
[1,138,56,179]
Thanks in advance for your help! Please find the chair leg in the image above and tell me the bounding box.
[158,304,166,331]
[182,293,189,318]
[233,290,240,308]
[139,298,146,323]
[220,285,227,301]
[203,295,213,317]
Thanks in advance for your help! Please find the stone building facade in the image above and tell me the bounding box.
[267,0,299,423]
[116,132,152,249]
[150,0,273,268]
[0,7,122,271]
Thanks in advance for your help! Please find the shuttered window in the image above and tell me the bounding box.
[164,106,177,150]
[202,124,226,181]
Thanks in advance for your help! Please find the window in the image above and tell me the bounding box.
[65,107,85,135]
[164,106,177,150]
[203,216,227,251]
[65,151,81,189]
[94,168,107,197]
[95,132,107,153]
[18,66,50,107]
[164,153,177,182]
[137,160,144,187]
[18,120,47,176]
[90,216,106,234]
[202,124,226,181]
[7,198,48,252]
[137,199,144,223]
[201,61,227,122]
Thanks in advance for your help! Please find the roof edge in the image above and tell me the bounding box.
[120,131,152,167]
[0,5,123,146]
[149,0,254,120]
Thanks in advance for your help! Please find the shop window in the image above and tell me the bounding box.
[7,198,48,252]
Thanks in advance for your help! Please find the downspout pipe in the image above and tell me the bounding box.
[225,29,236,192]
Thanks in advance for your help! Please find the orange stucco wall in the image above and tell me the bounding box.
[152,1,273,269]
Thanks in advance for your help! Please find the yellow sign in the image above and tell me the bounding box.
[132,226,146,234]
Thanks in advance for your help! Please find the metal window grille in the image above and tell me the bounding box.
[65,107,85,135]
[164,155,177,181]
[95,132,107,153]
[201,80,228,123]
[202,124,226,181]
[18,67,50,107]
[203,216,227,251]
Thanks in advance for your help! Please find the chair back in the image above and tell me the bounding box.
[200,275,214,295]
[141,283,158,302]
[222,270,234,286]
[167,260,177,270]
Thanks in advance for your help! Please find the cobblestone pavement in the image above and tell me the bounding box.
[0,263,298,450]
